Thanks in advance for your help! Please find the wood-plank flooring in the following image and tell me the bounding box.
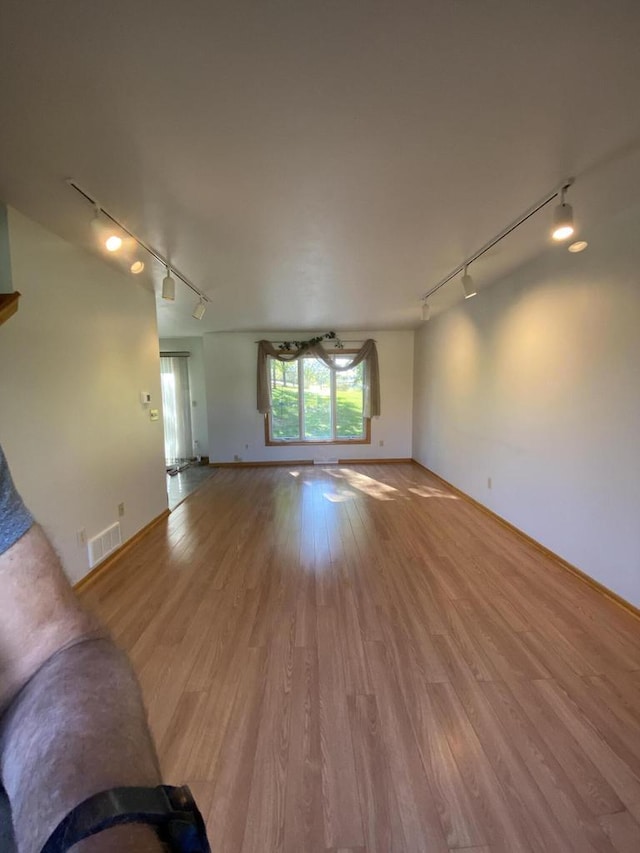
[79,463,640,852]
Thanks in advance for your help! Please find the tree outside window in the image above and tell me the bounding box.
[268,354,367,443]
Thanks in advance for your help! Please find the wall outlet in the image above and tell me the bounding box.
[118,502,125,517]
[379,439,384,447]
[233,454,242,462]
[76,528,86,547]
[150,408,160,421]
[487,477,492,489]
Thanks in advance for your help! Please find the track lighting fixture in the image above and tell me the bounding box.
[461,266,477,299]
[162,268,176,301]
[420,177,577,312]
[192,298,207,320]
[552,184,575,241]
[91,208,123,253]
[105,235,123,252]
[421,300,431,321]
[70,179,210,317]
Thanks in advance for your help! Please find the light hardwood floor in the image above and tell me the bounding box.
[79,463,640,852]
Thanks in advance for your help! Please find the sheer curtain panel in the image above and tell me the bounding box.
[160,355,193,465]
[257,338,380,418]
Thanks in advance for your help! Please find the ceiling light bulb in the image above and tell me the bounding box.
[162,269,176,301]
[421,301,431,321]
[552,202,574,241]
[130,260,145,274]
[91,209,122,253]
[192,299,206,320]
[461,267,477,299]
[105,234,123,252]
[568,240,588,253]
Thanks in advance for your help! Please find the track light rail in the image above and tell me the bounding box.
[66,179,210,303]
[421,178,574,301]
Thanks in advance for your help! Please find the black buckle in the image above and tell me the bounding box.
[40,785,211,852]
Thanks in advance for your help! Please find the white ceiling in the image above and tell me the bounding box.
[1,1,640,337]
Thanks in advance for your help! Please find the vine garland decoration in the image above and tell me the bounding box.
[277,331,344,352]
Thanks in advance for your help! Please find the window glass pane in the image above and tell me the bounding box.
[270,358,300,439]
[303,358,332,440]
[335,358,365,438]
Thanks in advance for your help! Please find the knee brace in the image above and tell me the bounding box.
[40,785,211,852]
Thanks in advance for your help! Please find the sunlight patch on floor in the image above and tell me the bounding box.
[323,490,356,503]
[328,468,399,501]
[408,485,460,499]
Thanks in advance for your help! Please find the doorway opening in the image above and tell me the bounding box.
[160,351,213,509]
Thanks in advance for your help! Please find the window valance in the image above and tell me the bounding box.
[257,338,380,418]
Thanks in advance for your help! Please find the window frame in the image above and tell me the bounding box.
[264,349,372,446]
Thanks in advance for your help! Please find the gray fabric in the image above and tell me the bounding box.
[0,785,16,851]
[0,444,33,556]
[257,338,381,418]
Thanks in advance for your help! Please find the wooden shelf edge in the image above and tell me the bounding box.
[0,292,20,327]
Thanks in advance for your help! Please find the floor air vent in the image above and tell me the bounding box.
[87,522,122,568]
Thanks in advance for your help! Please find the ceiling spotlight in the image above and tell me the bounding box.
[105,234,123,252]
[91,208,123,252]
[568,240,588,253]
[461,266,477,299]
[70,184,208,316]
[552,185,575,241]
[162,268,176,301]
[421,300,431,321]
[192,298,207,320]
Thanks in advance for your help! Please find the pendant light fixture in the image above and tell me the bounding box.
[162,267,176,301]
[192,298,207,320]
[551,184,575,241]
[461,265,477,299]
[421,300,431,321]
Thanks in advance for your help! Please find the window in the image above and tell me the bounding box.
[266,353,370,444]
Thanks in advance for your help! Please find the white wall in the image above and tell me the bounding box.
[159,336,209,459]
[413,204,640,607]
[0,208,168,583]
[204,330,414,463]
